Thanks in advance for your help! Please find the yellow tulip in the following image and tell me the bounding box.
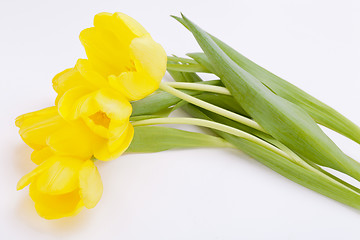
[16,106,134,161]
[17,155,103,219]
[79,12,167,101]
[53,58,134,138]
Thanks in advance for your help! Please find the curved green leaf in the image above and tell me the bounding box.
[182,104,360,210]
[126,126,232,153]
[178,14,360,181]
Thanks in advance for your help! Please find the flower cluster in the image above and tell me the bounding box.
[16,12,166,219]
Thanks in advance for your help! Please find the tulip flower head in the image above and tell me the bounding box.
[16,106,133,162]
[16,107,94,162]
[79,12,167,101]
[53,59,135,158]
[17,155,103,219]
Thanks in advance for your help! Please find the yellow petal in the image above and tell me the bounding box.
[15,106,58,128]
[36,156,84,195]
[30,182,84,219]
[80,88,132,138]
[93,122,134,161]
[31,147,54,165]
[112,12,149,38]
[79,27,130,77]
[130,36,167,82]
[108,71,157,101]
[107,119,129,140]
[79,160,103,208]
[107,37,166,101]
[57,86,93,121]
[52,68,87,105]
[16,107,66,149]
[16,157,56,190]
[108,122,134,153]
[80,12,149,78]
[93,88,132,120]
[75,59,108,88]
[46,120,94,159]
[94,12,149,44]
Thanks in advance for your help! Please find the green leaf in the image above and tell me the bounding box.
[182,103,360,210]
[188,49,360,147]
[131,89,196,116]
[126,126,232,153]
[168,68,202,83]
[209,37,360,145]
[167,63,210,73]
[179,19,360,145]
[195,93,248,117]
[178,14,360,181]
[169,62,248,116]
[181,72,203,83]
[187,52,216,73]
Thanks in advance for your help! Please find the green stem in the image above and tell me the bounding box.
[166,82,231,95]
[160,83,338,182]
[132,117,286,158]
[159,82,265,133]
[167,56,198,64]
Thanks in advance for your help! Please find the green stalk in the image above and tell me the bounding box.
[132,117,287,159]
[159,82,265,132]
[165,82,230,95]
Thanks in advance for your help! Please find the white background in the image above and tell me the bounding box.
[1,0,360,239]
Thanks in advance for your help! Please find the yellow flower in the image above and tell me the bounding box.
[79,12,167,101]
[17,155,103,219]
[16,106,134,161]
[53,59,134,140]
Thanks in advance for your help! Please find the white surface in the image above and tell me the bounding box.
[1,0,360,239]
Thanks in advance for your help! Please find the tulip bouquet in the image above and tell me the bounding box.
[16,12,360,219]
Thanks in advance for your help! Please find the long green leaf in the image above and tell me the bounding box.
[171,65,360,196]
[176,16,360,145]
[126,126,231,152]
[178,14,360,181]
[182,104,360,209]
[211,37,360,145]
[131,89,187,116]
[187,52,216,73]
[167,63,209,73]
